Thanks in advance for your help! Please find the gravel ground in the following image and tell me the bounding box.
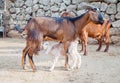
[0,38,120,83]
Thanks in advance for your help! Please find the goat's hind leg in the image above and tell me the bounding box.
[104,42,109,52]
[71,55,77,69]
[76,54,81,69]
[96,38,102,51]
[84,37,88,55]
[28,51,36,72]
[22,46,29,70]
[104,34,110,52]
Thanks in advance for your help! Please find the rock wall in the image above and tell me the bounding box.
[6,0,120,28]
[5,0,120,44]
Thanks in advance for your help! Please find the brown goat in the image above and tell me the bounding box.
[79,19,111,55]
[21,9,104,71]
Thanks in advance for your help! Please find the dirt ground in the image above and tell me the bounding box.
[0,38,120,83]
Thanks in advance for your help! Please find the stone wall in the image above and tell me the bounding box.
[5,0,120,44]
[0,0,4,9]
[6,0,119,28]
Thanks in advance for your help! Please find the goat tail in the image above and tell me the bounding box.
[106,19,112,30]
[107,19,112,27]
[26,29,41,55]
[28,40,40,55]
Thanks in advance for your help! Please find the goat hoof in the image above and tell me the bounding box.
[65,65,71,71]
[23,65,27,70]
[49,69,53,72]
[83,53,87,56]
[49,68,54,72]
[104,49,108,52]
[23,66,25,70]
[66,67,71,71]
[65,64,69,69]
[32,67,37,72]
[76,66,81,69]
[32,70,35,72]
[96,48,100,51]
[71,67,75,70]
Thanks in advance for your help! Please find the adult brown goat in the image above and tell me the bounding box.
[21,8,104,71]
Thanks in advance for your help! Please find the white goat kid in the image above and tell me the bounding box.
[43,40,81,71]
[43,42,65,71]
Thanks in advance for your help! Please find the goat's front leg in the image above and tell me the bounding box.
[63,41,70,70]
[49,55,59,71]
